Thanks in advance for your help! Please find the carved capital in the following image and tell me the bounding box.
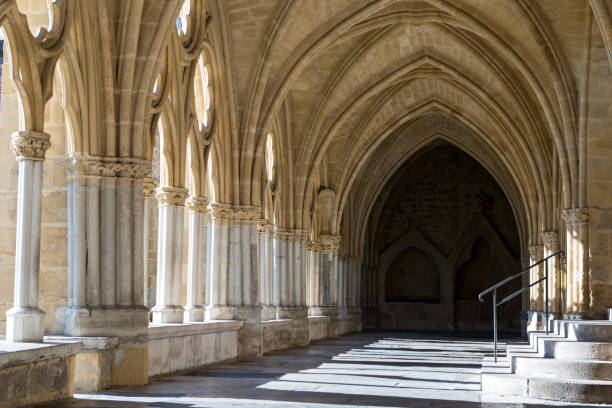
[143,177,157,198]
[185,195,209,213]
[208,203,261,223]
[156,186,188,206]
[256,220,270,234]
[66,154,150,179]
[541,230,559,245]
[271,228,308,241]
[562,208,589,226]
[306,234,341,253]
[11,131,51,161]
[528,244,544,259]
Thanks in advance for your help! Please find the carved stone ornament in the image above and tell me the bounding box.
[271,228,308,241]
[11,131,51,161]
[306,234,341,253]
[65,154,150,179]
[185,195,209,213]
[562,208,589,226]
[143,177,157,198]
[208,203,261,222]
[541,230,559,245]
[528,244,544,259]
[256,220,270,234]
[155,186,189,207]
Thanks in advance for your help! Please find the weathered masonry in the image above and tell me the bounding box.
[0,0,611,406]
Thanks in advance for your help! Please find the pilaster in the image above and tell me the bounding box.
[184,195,209,322]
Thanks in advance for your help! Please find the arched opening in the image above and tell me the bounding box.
[366,141,521,333]
[385,247,440,303]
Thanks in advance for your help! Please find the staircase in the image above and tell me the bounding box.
[481,319,612,403]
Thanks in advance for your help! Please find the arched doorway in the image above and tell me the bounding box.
[369,141,521,333]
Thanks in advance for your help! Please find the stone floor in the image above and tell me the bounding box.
[42,331,612,408]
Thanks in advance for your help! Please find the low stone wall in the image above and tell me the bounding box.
[329,314,362,337]
[0,340,81,408]
[262,318,309,353]
[308,316,329,341]
[147,321,243,377]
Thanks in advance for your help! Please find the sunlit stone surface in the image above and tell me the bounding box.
[40,332,611,408]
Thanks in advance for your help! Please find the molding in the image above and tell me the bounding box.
[11,131,51,161]
[143,177,157,198]
[541,230,559,245]
[307,234,341,253]
[562,208,589,226]
[156,186,188,207]
[208,203,261,223]
[185,195,209,213]
[66,154,150,179]
[270,228,308,241]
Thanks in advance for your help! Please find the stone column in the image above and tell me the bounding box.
[307,235,341,317]
[562,208,590,317]
[527,243,544,332]
[184,195,208,322]
[347,257,362,315]
[542,231,561,317]
[143,177,158,309]
[272,228,308,320]
[205,203,261,356]
[6,131,50,342]
[257,221,275,320]
[152,186,188,324]
[63,155,150,385]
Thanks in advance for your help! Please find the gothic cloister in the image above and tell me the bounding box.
[0,0,611,407]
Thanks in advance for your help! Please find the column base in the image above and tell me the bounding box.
[526,311,552,333]
[205,305,236,320]
[235,305,262,323]
[309,306,339,317]
[183,305,205,322]
[276,306,308,320]
[6,306,45,342]
[62,306,149,340]
[151,305,184,324]
[261,305,276,321]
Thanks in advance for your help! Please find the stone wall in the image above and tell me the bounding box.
[370,143,521,332]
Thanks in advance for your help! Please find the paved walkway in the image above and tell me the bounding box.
[43,332,611,407]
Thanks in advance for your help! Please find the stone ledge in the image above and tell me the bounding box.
[46,335,119,351]
[148,320,244,340]
[261,319,294,328]
[0,339,82,370]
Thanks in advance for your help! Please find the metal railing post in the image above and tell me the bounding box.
[493,288,497,363]
[545,260,549,335]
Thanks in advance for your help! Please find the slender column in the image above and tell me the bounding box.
[307,235,341,316]
[184,196,208,322]
[257,221,275,320]
[562,208,590,317]
[272,229,309,319]
[143,178,158,308]
[152,187,188,324]
[205,203,260,320]
[542,231,561,316]
[6,131,50,342]
[528,244,544,310]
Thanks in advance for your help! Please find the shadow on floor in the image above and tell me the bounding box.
[40,332,609,408]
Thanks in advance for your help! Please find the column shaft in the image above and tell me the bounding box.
[184,196,208,322]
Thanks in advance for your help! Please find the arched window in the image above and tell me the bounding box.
[194,54,212,132]
[265,132,274,183]
[176,0,190,35]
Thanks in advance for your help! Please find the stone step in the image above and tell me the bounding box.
[514,357,612,380]
[528,377,612,404]
[481,373,612,404]
[541,340,612,360]
[562,320,612,342]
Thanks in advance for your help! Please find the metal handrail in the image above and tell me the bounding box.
[478,249,564,362]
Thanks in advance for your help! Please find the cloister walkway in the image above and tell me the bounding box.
[43,332,610,408]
